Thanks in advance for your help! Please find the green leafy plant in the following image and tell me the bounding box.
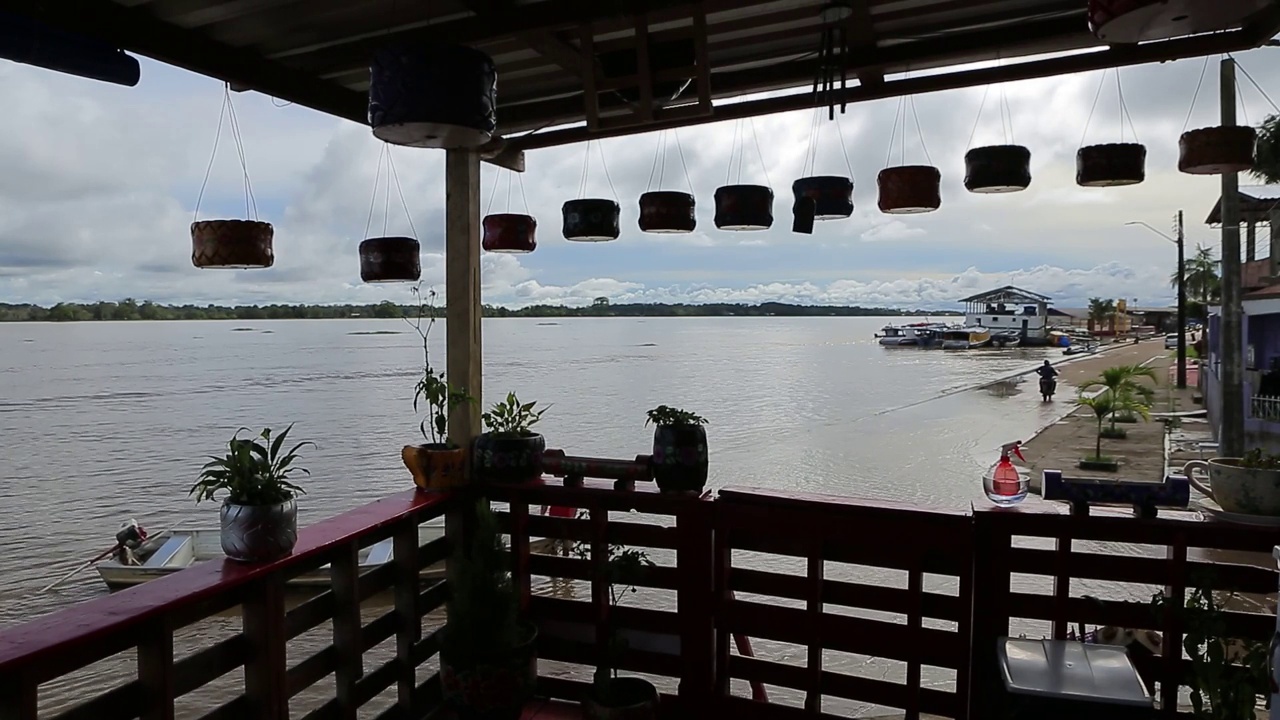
[482,392,548,436]
[645,405,707,427]
[1151,584,1271,720]
[1081,364,1157,433]
[1240,448,1280,470]
[1077,391,1118,461]
[573,540,656,702]
[405,284,473,447]
[190,425,312,506]
[443,498,522,664]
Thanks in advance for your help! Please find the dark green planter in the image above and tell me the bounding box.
[651,424,708,493]
[472,431,545,484]
[582,677,660,720]
[1078,458,1120,472]
[440,625,538,720]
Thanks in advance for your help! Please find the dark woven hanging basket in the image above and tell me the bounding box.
[482,213,537,253]
[368,44,497,149]
[1088,0,1271,44]
[562,198,621,242]
[359,236,421,283]
[876,166,941,214]
[791,176,854,220]
[714,184,774,231]
[638,191,696,234]
[191,220,274,269]
[963,145,1032,194]
[1075,143,1146,187]
[1178,126,1256,175]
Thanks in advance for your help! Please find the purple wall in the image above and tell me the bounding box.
[1248,313,1280,372]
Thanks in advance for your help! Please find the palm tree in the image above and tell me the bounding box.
[1077,391,1117,460]
[1082,364,1158,432]
[1087,297,1116,333]
[1251,113,1280,184]
[1170,245,1220,321]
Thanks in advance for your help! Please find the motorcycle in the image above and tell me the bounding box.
[1039,375,1056,402]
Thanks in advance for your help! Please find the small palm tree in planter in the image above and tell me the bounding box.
[189,425,313,562]
[472,392,548,483]
[646,405,708,493]
[1082,364,1157,434]
[440,498,538,720]
[401,285,474,491]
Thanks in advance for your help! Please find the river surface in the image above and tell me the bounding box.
[0,317,1069,716]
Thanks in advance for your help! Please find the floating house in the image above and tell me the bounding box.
[956,286,1053,346]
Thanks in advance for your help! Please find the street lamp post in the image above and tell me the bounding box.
[1126,215,1187,389]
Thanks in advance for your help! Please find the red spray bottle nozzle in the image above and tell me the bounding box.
[1001,440,1025,463]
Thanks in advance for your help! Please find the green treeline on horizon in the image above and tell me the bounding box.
[0,298,960,323]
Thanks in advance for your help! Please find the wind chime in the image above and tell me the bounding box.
[190,83,274,269]
[1176,55,1256,176]
[562,140,622,242]
[482,166,537,253]
[1075,68,1147,187]
[962,71,1032,194]
[638,130,697,234]
[714,119,775,231]
[358,144,422,283]
[877,88,941,214]
[812,2,854,121]
[791,105,855,235]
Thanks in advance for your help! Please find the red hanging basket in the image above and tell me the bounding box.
[1178,126,1256,175]
[964,145,1032,194]
[191,220,274,269]
[877,166,941,214]
[713,184,774,231]
[638,191,696,234]
[359,236,421,283]
[1088,0,1272,44]
[482,213,537,253]
[1075,143,1146,187]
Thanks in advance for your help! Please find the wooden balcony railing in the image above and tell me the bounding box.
[1,455,1277,720]
[0,489,454,720]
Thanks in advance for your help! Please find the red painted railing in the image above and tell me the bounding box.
[2,458,1276,720]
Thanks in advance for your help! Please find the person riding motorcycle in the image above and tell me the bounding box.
[1035,360,1058,400]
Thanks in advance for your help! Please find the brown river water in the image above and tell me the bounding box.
[0,317,1185,717]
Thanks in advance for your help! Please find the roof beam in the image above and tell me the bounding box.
[507,23,1275,152]
[457,0,587,81]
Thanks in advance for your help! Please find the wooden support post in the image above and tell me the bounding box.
[138,620,175,720]
[394,520,422,712]
[242,576,288,720]
[1220,57,1245,457]
[1270,208,1280,278]
[1247,220,1257,262]
[331,543,363,719]
[675,504,714,715]
[804,545,823,714]
[445,148,483,446]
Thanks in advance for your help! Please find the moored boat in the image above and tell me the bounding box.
[877,321,951,347]
[941,326,992,350]
[990,329,1022,348]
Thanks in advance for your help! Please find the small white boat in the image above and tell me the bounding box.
[877,322,951,347]
[990,330,1022,348]
[95,520,559,590]
[941,326,992,350]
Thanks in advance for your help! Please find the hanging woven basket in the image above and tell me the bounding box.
[638,191,696,234]
[368,44,497,149]
[964,145,1032,194]
[714,184,774,231]
[562,199,621,242]
[482,213,537,253]
[359,236,421,283]
[1178,126,1256,175]
[791,176,854,220]
[1088,0,1271,43]
[1075,143,1146,187]
[877,166,941,214]
[191,220,274,269]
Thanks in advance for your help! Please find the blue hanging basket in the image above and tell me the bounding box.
[368,44,497,149]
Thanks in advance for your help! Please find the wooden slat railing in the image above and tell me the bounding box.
[971,503,1278,719]
[0,489,454,720]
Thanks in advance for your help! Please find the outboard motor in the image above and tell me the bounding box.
[114,518,148,566]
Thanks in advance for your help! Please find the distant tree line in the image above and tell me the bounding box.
[0,298,959,323]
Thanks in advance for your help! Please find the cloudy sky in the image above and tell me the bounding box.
[1,44,1278,310]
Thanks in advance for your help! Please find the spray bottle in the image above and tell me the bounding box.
[984,440,1028,506]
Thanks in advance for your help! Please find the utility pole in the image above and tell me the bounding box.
[1220,57,1245,457]
[1176,210,1187,389]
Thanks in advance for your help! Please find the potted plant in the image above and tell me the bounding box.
[646,405,708,493]
[472,392,548,483]
[1184,448,1280,516]
[401,285,473,490]
[440,498,538,720]
[189,424,312,562]
[575,542,660,720]
[1082,364,1156,433]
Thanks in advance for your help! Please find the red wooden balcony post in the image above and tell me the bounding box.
[332,542,363,719]
[0,672,37,720]
[968,510,1014,720]
[138,618,176,720]
[1159,531,1189,715]
[394,519,422,712]
[675,502,715,714]
[242,575,289,719]
[804,540,823,713]
[510,498,532,611]
[589,504,610,670]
